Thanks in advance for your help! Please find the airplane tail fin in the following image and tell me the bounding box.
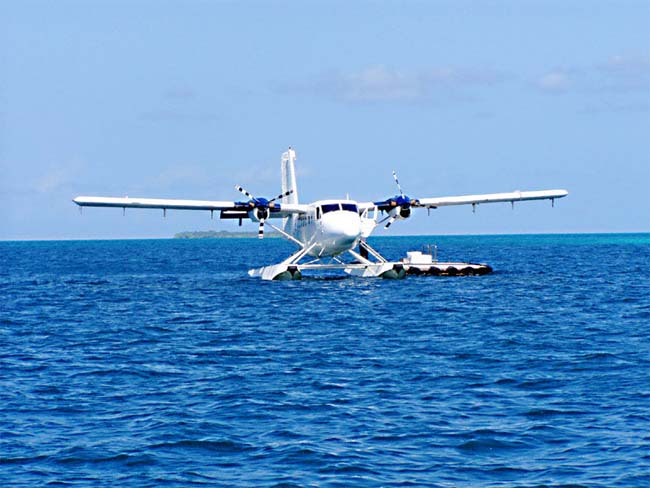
[281,147,299,204]
[281,147,299,232]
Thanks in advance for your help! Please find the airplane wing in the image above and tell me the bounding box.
[72,196,309,216]
[415,189,569,208]
[73,196,236,210]
[358,189,568,211]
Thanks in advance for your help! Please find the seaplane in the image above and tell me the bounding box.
[73,147,568,280]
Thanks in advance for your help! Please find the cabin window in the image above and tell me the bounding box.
[341,203,358,213]
[321,203,340,214]
[316,207,321,219]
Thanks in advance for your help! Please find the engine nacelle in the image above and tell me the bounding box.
[248,207,270,222]
[388,206,411,221]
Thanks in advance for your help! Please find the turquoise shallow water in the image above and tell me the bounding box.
[1,234,649,487]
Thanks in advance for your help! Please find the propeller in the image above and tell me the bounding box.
[392,171,404,198]
[234,185,293,239]
[384,214,399,229]
[374,171,420,229]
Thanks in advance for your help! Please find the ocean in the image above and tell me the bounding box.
[1,234,649,487]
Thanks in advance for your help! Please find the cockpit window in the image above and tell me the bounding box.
[321,203,340,214]
[341,203,358,213]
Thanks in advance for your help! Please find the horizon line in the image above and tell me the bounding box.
[1,230,648,243]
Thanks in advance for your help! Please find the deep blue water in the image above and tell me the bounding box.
[1,234,649,487]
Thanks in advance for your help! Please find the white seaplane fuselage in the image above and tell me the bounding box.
[290,200,364,257]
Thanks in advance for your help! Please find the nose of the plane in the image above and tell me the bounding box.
[325,212,361,240]
[342,218,361,238]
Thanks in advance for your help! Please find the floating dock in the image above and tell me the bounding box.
[400,250,493,276]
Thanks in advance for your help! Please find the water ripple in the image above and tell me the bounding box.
[1,235,649,486]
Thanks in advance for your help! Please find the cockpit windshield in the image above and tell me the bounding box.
[341,203,358,213]
[321,203,340,214]
[320,203,359,215]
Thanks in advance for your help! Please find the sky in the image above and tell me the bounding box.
[1,0,649,239]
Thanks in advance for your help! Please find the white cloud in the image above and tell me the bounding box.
[140,109,219,122]
[600,54,650,75]
[537,71,570,93]
[422,67,503,86]
[535,54,650,96]
[596,54,650,92]
[281,65,507,104]
[341,66,424,102]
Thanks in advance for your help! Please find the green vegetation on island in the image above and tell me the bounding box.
[174,230,278,239]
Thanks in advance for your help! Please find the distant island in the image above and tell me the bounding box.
[174,230,278,239]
